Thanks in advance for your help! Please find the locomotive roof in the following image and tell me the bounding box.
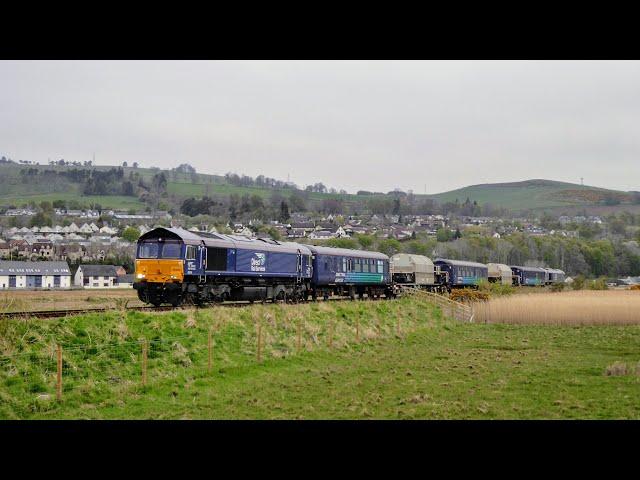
[434,258,488,269]
[307,245,389,260]
[138,227,312,254]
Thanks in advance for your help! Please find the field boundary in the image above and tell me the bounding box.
[401,287,473,322]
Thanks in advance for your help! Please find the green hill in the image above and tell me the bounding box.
[425,179,633,212]
[0,160,635,214]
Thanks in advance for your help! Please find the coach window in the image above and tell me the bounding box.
[186,245,197,260]
[355,259,361,272]
[342,258,347,272]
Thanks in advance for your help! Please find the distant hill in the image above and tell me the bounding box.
[0,160,637,215]
[425,179,635,213]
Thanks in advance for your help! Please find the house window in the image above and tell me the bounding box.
[83,277,89,285]
[54,275,60,287]
[9,276,16,288]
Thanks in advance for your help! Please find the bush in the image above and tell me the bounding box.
[588,278,609,290]
[449,289,490,303]
[571,275,585,290]
[550,282,566,292]
[479,281,515,296]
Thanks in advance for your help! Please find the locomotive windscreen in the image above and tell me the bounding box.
[206,247,228,271]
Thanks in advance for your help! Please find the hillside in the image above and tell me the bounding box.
[426,179,634,212]
[0,161,636,214]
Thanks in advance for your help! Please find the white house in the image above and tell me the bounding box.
[74,264,127,288]
[0,261,71,289]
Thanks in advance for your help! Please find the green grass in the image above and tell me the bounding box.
[0,192,143,210]
[1,295,639,419]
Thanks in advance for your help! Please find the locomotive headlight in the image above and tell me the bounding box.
[137,273,145,279]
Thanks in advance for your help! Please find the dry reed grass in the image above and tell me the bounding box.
[473,290,640,325]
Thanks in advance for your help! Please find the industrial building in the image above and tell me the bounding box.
[0,261,71,289]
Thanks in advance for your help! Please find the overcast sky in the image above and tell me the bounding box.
[1,60,639,194]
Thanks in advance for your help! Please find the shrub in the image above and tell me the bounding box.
[571,275,585,290]
[588,278,609,290]
[449,289,490,303]
[478,280,514,296]
[550,282,566,292]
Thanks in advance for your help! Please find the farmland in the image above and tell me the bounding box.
[1,294,639,419]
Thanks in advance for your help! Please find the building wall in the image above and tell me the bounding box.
[83,275,117,288]
[0,274,71,289]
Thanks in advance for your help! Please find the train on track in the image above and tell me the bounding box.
[133,227,566,307]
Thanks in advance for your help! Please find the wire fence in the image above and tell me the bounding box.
[0,297,455,407]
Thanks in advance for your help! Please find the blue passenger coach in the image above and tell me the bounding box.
[306,245,391,299]
[433,259,488,288]
[510,266,546,286]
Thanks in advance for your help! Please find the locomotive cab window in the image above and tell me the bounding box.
[138,241,159,258]
[186,245,197,260]
[161,242,182,258]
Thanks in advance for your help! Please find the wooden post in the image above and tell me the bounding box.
[256,320,263,363]
[328,318,334,348]
[208,328,212,373]
[296,318,302,353]
[396,316,401,337]
[141,340,148,387]
[355,316,360,342]
[377,316,381,337]
[56,344,62,402]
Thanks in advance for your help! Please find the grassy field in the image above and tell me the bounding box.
[0,288,142,312]
[1,295,639,419]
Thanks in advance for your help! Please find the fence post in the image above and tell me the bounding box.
[141,339,148,387]
[396,316,401,337]
[208,328,212,373]
[328,318,334,348]
[296,317,302,353]
[355,316,360,343]
[56,344,62,402]
[256,319,263,363]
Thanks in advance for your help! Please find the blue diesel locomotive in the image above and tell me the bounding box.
[134,227,313,306]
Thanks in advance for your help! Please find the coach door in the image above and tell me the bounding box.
[296,249,303,283]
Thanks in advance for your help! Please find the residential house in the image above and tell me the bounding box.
[74,264,127,288]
